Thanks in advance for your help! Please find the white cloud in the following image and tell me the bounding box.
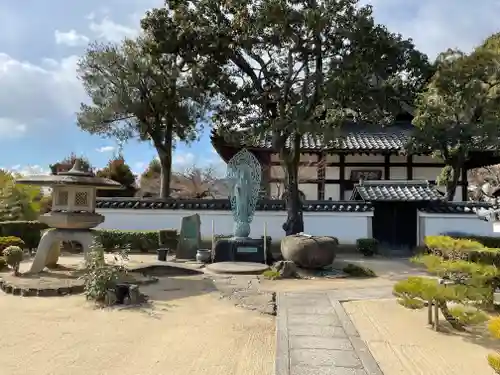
[0,53,85,136]
[89,17,139,42]
[0,118,26,138]
[10,164,50,176]
[54,30,90,47]
[365,0,500,60]
[96,145,115,153]
[173,152,195,169]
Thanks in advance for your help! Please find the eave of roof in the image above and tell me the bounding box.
[350,180,445,202]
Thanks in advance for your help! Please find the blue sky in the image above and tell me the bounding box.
[0,0,499,176]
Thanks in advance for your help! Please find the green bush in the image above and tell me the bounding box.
[0,236,25,255]
[0,256,6,270]
[424,235,500,266]
[342,263,377,277]
[0,221,48,249]
[356,238,378,257]
[81,242,128,304]
[93,229,160,253]
[450,234,500,249]
[448,305,489,326]
[3,245,24,274]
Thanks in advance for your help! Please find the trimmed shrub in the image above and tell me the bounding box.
[448,305,488,326]
[356,238,378,257]
[0,221,48,249]
[0,236,25,255]
[442,233,500,249]
[93,229,160,253]
[0,256,6,270]
[488,317,500,373]
[424,235,500,266]
[3,245,23,274]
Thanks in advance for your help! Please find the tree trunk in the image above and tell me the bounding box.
[445,160,463,201]
[282,134,304,236]
[155,124,174,199]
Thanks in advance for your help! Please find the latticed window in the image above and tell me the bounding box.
[56,190,69,206]
[74,191,89,207]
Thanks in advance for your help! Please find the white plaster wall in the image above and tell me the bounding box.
[324,184,340,200]
[418,212,499,245]
[413,155,444,163]
[299,184,318,199]
[96,209,373,244]
[390,167,407,180]
[390,155,407,163]
[345,154,384,163]
[413,167,442,181]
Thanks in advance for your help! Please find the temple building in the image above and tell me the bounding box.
[211,117,500,250]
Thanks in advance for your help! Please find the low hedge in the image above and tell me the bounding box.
[424,235,500,266]
[0,221,48,249]
[356,238,379,257]
[93,230,162,252]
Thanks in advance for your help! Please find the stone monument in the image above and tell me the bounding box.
[15,161,123,273]
[176,213,201,259]
[212,149,267,264]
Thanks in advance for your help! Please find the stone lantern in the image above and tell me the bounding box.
[15,160,123,273]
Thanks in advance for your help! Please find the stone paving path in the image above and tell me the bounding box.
[276,286,394,375]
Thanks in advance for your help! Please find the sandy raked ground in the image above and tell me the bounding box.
[0,278,275,375]
[344,299,499,375]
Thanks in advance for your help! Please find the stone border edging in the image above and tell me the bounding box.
[329,298,384,375]
[275,293,290,375]
[0,275,159,298]
[0,278,85,297]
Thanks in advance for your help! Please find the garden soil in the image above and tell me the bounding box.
[0,278,275,375]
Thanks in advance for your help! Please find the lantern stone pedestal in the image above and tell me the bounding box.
[16,161,122,273]
[31,229,95,273]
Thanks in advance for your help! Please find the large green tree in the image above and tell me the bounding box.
[76,37,209,198]
[96,156,137,197]
[0,170,43,221]
[411,33,500,201]
[142,0,431,234]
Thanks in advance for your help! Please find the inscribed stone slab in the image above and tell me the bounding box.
[176,214,201,259]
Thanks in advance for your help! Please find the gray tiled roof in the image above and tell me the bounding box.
[212,122,413,152]
[419,202,493,214]
[351,180,444,202]
[95,198,374,212]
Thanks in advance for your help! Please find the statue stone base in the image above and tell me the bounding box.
[213,237,273,265]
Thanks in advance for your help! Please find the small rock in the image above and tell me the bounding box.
[129,284,141,304]
[105,289,117,305]
[273,260,298,279]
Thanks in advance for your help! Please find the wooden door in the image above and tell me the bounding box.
[372,202,417,255]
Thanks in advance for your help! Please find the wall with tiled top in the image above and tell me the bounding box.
[94,206,495,245]
[96,209,373,244]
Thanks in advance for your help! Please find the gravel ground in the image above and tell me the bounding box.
[344,299,498,375]
[0,277,275,375]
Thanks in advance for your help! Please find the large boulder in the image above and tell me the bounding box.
[281,235,338,269]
